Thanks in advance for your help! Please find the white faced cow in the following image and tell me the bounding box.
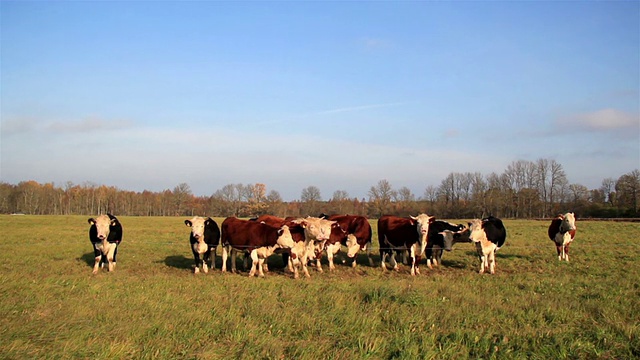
[291,216,337,277]
[87,214,123,274]
[468,216,507,274]
[548,212,577,261]
[184,217,221,274]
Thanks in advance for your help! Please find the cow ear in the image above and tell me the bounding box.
[429,217,435,224]
[184,220,192,227]
[277,228,283,236]
[88,218,96,225]
[110,219,117,226]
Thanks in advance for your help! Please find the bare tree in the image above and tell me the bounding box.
[600,177,616,206]
[616,170,640,215]
[300,185,322,215]
[368,179,394,217]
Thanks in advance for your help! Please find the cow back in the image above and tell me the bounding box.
[548,217,562,240]
[330,215,372,246]
[221,217,281,249]
[483,217,506,248]
[378,215,418,247]
[204,218,221,246]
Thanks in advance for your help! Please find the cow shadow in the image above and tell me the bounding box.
[439,259,468,269]
[163,255,193,270]
[79,252,95,267]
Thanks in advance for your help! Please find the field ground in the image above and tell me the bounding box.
[1,215,638,359]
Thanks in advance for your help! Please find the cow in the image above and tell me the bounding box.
[252,215,308,275]
[290,216,338,276]
[548,212,577,261]
[321,214,374,268]
[87,214,123,274]
[220,217,295,277]
[184,217,221,274]
[468,216,507,274]
[377,214,435,276]
[424,220,467,269]
[313,218,348,272]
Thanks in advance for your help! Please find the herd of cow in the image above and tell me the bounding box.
[87,212,577,277]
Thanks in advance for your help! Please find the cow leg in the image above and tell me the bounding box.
[380,250,388,271]
[390,252,399,271]
[211,247,217,270]
[112,244,119,270]
[221,246,230,272]
[326,245,336,271]
[287,256,294,273]
[105,243,117,272]
[248,250,259,277]
[202,249,210,274]
[92,244,102,274]
[231,249,239,274]
[564,243,570,262]
[292,260,299,279]
[556,244,563,261]
[93,256,102,274]
[301,254,311,278]
[478,253,485,274]
[366,244,374,267]
[489,250,496,274]
[193,247,203,274]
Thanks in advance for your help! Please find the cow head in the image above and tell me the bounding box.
[441,225,470,251]
[410,213,435,255]
[295,217,336,242]
[88,214,116,240]
[185,216,208,241]
[345,234,360,258]
[468,219,487,243]
[560,212,576,233]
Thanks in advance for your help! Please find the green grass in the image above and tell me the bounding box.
[0,215,638,359]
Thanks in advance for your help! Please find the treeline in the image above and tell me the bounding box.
[1,159,638,219]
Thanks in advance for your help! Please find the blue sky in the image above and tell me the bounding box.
[2,1,638,201]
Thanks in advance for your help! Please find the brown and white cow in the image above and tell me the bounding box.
[221,217,295,277]
[377,214,435,276]
[253,215,309,277]
[87,214,123,274]
[548,212,577,261]
[322,214,374,268]
[184,217,221,274]
[468,216,507,274]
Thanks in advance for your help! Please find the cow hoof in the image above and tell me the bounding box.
[194,268,200,274]
[92,269,99,275]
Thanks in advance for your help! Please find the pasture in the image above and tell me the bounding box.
[1,215,638,359]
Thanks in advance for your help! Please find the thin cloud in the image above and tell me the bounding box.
[47,118,133,133]
[557,108,638,132]
[314,102,406,115]
[360,37,392,50]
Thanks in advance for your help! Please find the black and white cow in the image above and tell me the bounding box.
[548,212,577,261]
[468,216,507,274]
[424,220,467,269]
[87,214,123,274]
[185,217,221,274]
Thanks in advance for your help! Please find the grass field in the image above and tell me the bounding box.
[1,215,638,359]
